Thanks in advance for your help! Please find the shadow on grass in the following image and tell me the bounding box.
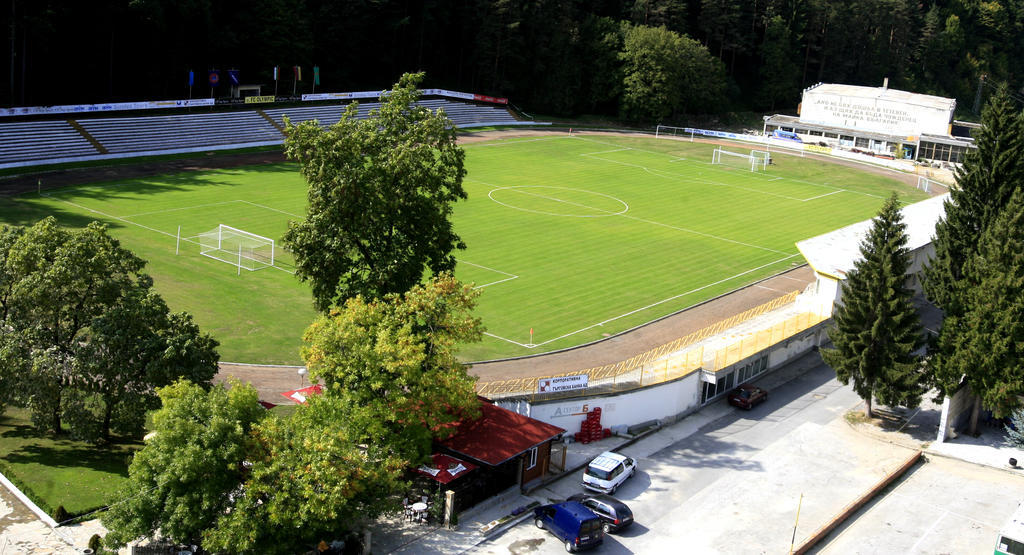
[4,443,133,476]
[0,162,300,231]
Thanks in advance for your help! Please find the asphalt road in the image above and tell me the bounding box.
[470,359,1024,554]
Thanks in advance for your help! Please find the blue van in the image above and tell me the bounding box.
[534,501,604,552]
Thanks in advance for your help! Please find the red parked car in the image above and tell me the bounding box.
[728,384,768,409]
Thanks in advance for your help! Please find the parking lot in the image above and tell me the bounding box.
[469,359,921,554]
[814,456,1024,554]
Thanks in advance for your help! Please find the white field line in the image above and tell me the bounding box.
[583,153,813,202]
[122,200,243,219]
[801,190,844,201]
[38,194,296,275]
[490,185,628,218]
[462,136,565,148]
[486,183,785,255]
[483,331,532,348]
[240,200,304,219]
[527,253,802,348]
[457,258,520,289]
[581,148,632,156]
[574,135,892,201]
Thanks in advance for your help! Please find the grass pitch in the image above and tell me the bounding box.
[0,133,929,363]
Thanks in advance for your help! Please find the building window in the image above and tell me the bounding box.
[855,137,870,148]
[526,447,538,469]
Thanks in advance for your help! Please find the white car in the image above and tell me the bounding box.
[582,451,636,494]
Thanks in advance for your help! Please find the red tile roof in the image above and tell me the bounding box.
[438,399,566,466]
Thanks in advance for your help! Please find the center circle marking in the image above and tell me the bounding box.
[487,186,629,217]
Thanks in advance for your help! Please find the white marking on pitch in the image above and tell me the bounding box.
[239,200,304,219]
[482,331,532,348]
[37,194,295,275]
[484,184,630,218]
[457,259,520,289]
[573,135,885,200]
[123,200,241,219]
[493,253,801,349]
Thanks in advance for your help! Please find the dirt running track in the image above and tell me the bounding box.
[1,129,927,403]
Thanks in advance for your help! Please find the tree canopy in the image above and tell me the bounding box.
[102,380,267,550]
[302,273,483,460]
[0,218,219,440]
[935,187,1024,418]
[5,1,1021,119]
[822,193,925,417]
[283,72,468,310]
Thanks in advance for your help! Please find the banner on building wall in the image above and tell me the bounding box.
[538,375,589,393]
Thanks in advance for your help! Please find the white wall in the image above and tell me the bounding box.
[509,322,831,432]
[801,90,952,136]
[526,372,703,432]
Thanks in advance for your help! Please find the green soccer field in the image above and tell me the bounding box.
[0,133,929,363]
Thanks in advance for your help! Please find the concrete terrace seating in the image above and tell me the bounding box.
[0,98,524,168]
[0,120,99,164]
[77,111,282,154]
[265,99,520,129]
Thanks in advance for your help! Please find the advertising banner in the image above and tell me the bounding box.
[244,95,276,104]
[0,98,214,117]
[537,375,589,393]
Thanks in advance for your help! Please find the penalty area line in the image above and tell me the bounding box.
[523,253,802,348]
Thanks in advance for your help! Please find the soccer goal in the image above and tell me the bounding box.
[712,147,768,171]
[916,175,948,193]
[198,225,276,273]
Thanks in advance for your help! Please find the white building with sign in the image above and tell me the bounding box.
[764,81,974,165]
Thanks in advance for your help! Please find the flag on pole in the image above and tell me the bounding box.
[208,70,220,87]
[294,66,302,81]
[273,66,279,81]
[188,70,194,87]
[313,65,320,86]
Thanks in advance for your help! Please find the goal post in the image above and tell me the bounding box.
[712,147,768,171]
[198,224,276,271]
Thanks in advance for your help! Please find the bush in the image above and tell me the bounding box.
[53,504,69,523]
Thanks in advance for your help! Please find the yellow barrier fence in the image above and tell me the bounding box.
[475,290,820,399]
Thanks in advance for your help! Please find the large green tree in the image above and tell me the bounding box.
[203,396,405,554]
[926,87,1024,432]
[4,218,148,434]
[936,187,1024,420]
[822,193,926,417]
[619,24,726,121]
[72,286,220,442]
[282,72,468,311]
[102,380,266,550]
[301,274,483,461]
[926,87,1024,316]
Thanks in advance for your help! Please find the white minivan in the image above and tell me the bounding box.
[582,451,636,494]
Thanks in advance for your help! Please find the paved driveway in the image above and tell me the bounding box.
[471,359,923,554]
[814,456,1024,554]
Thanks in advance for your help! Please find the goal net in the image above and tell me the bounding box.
[198,225,275,272]
[711,147,768,171]
[916,175,948,193]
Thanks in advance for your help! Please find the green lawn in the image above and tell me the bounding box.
[0,134,929,363]
[0,408,139,517]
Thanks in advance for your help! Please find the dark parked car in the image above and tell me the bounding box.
[534,501,605,552]
[728,383,768,409]
[566,493,634,534]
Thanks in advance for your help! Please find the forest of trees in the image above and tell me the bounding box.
[3,0,1022,120]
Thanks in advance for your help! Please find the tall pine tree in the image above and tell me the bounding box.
[925,85,1024,433]
[938,187,1024,420]
[926,86,1024,316]
[822,193,926,418]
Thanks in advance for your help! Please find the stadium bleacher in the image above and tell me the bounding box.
[0,98,525,169]
[0,120,100,165]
